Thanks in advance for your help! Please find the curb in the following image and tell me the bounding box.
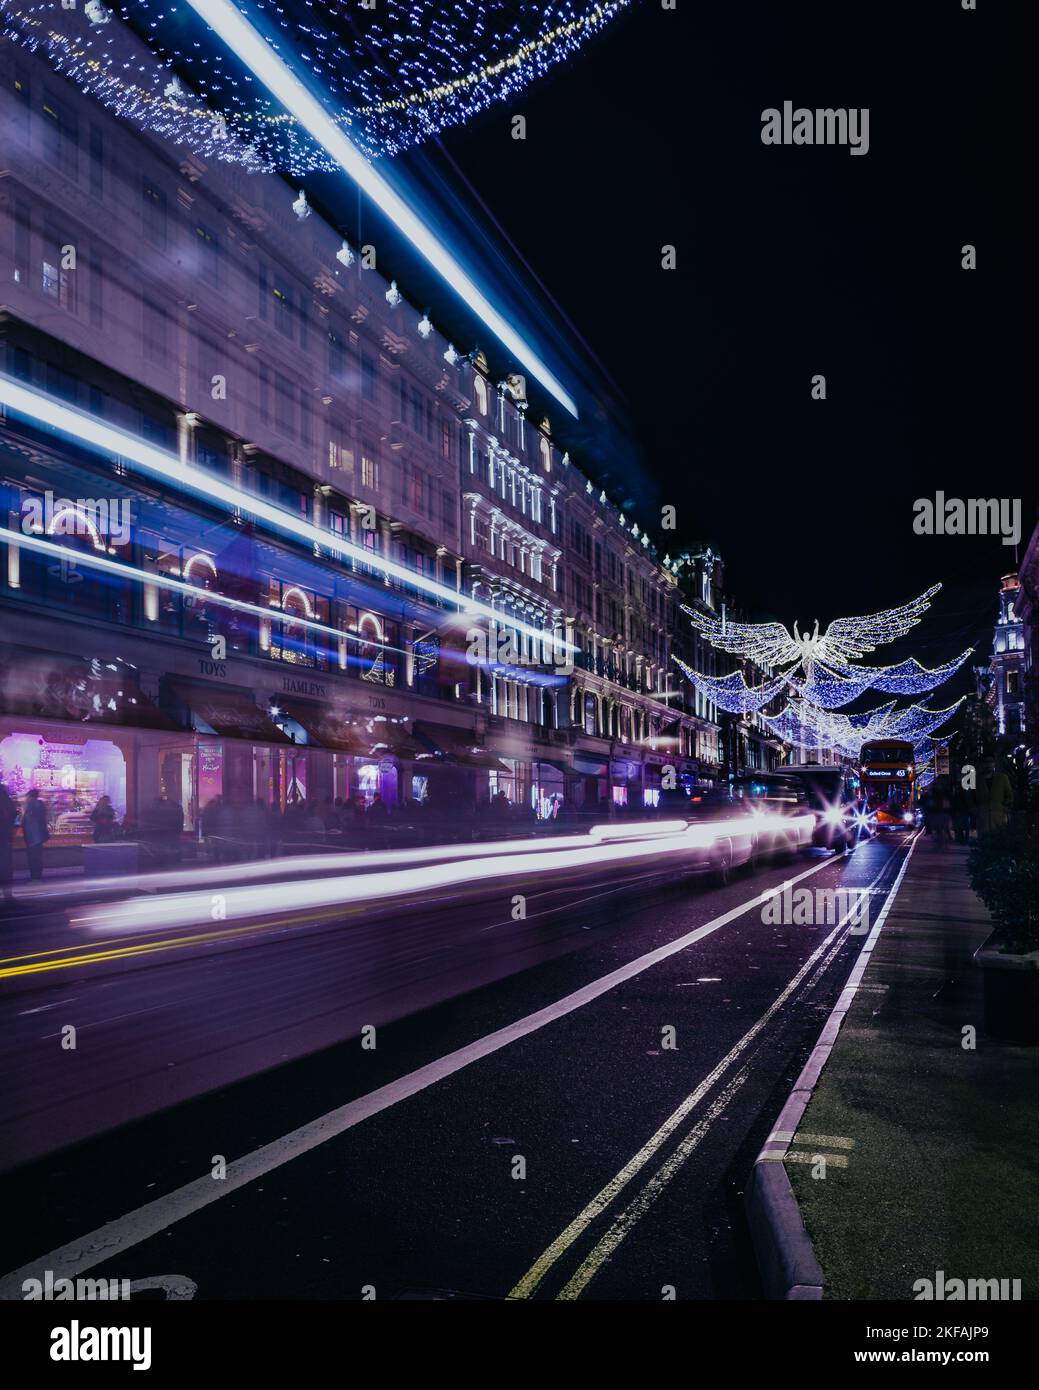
[745,834,920,1300]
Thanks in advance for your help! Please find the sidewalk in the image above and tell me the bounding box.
[785,839,1039,1300]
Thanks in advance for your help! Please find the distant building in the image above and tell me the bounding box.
[1016,516,1039,771]
[988,573,1028,744]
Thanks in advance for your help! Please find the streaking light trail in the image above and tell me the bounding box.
[69,814,816,936]
[181,0,578,418]
[0,376,575,652]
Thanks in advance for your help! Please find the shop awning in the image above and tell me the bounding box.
[0,646,176,730]
[530,757,573,776]
[573,755,609,776]
[413,721,511,771]
[167,681,291,743]
[365,722,427,760]
[272,700,363,753]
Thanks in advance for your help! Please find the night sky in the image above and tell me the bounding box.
[418,0,1023,666]
[126,0,1025,679]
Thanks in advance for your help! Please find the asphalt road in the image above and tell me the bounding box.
[0,830,914,1301]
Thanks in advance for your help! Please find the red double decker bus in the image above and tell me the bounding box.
[859,739,917,829]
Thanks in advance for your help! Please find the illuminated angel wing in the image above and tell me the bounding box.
[816,584,941,663]
[681,605,799,667]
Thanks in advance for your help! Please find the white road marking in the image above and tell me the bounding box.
[0,855,839,1298]
[794,1132,854,1149]
[126,1274,197,1301]
[18,999,81,1015]
[509,847,907,1299]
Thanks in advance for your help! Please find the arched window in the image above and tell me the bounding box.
[473,375,489,416]
[182,551,219,642]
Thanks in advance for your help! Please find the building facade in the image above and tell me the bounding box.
[0,39,734,846]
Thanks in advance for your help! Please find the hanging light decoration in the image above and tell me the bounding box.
[675,581,971,761]
[3,1,633,167]
[681,585,943,673]
[761,698,965,760]
[672,659,789,715]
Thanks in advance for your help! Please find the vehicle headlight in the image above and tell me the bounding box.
[824,807,845,825]
[903,812,913,824]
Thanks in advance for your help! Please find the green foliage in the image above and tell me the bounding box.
[969,817,1039,955]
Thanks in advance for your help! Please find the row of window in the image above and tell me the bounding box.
[471,513,551,587]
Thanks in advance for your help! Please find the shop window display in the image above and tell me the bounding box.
[0,730,126,840]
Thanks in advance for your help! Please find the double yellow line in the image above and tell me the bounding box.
[0,903,366,980]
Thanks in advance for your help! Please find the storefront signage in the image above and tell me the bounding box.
[198,658,227,679]
[281,676,329,699]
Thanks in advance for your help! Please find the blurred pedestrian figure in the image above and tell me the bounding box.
[160,795,184,862]
[22,788,49,881]
[929,776,953,849]
[201,795,223,862]
[216,796,238,862]
[951,779,974,844]
[919,786,935,837]
[89,794,117,844]
[976,757,1014,834]
[0,782,16,901]
[366,793,388,822]
[265,802,282,859]
[242,797,268,860]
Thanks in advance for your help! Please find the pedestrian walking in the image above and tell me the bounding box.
[976,757,1014,835]
[89,794,117,844]
[0,782,17,901]
[22,788,50,882]
[200,795,224,862]
[242,797,269,860]
[929,776,953,849]
[951,780,975,844]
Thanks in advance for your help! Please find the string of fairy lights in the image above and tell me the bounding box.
[1,1,631,165]
[674,583,972,761]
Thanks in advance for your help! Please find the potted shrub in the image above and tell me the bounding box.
[970,817,1039,1044]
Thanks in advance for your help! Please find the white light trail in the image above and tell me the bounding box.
[182,0,578,418]
[0,376,574,651]
[48,832,600,907]
[589,819,690,840]
[70,814,816,935]
[0,523,377,649]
